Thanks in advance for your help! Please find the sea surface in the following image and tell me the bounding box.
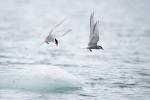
[0,0,150,100]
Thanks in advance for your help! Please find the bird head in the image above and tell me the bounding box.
[98,46,104,50]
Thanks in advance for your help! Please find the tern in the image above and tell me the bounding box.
[85,12,103,52]
[44,19,72,46]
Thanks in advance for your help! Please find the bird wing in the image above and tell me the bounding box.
[60,29,72,37]
[89,12,95,39]
[48,18,66,36]
[44,19,66,42]
[88,21,99,46]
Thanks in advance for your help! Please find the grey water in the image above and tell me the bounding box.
[0,0,150,100]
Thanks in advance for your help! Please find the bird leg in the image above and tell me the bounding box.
[89,49,92,52]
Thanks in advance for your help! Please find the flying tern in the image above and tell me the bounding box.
[85,12,103,52]
[44,19,72,46]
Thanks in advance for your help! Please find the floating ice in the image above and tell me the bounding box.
[0,65,83,92]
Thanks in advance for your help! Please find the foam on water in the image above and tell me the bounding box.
[0,65,83,92]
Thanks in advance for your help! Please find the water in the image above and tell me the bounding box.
[0,0,150,100]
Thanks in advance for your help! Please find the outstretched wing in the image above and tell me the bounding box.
[89,12,95,39]
[88,21,99,46]
[60,29,72,37]
[48,18,66,35]
[44,19,66,43]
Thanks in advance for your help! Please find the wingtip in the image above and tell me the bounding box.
[91,11,94,15]
[96,21,99,25]
[68,29,72,32]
